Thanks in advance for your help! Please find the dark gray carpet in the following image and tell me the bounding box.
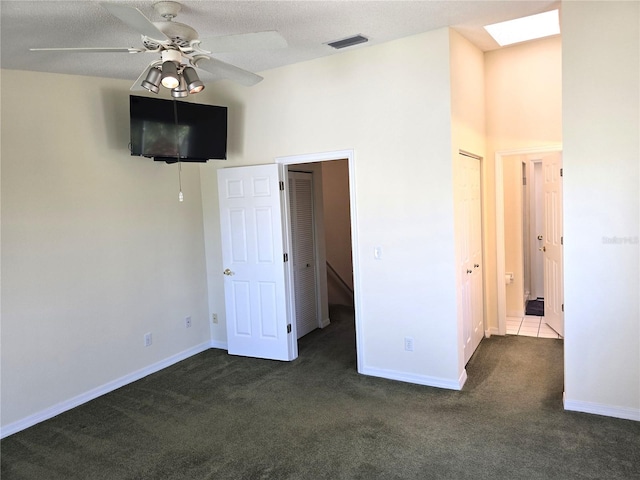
[2,305,639,479]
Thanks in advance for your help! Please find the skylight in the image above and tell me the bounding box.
[484,10,560,47]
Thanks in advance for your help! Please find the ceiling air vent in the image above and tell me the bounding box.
[326,34,369,49]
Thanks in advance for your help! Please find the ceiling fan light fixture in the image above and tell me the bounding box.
[183,67,204,94]
[141,67,162,93]
[161,60,180,89]
[171,74,189,98]
[27,4,277,91]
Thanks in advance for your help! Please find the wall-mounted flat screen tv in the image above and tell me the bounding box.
[130,95,227,163]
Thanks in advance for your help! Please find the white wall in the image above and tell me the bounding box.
[1,71,211,433]
[201,28,464,388]
[562,1,640,420]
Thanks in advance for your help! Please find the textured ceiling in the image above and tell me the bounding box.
[0,0,560,87]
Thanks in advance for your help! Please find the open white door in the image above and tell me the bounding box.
[217,164,297,361]
[543,153,564,336]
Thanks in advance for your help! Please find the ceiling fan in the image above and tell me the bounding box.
[30,1,287,96]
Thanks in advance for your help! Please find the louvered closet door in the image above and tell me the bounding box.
[288,172,318,339]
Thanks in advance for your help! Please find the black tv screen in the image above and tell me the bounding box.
[130,95,227,163]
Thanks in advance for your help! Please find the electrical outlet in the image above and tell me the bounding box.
[212,313,218,324]
[404,337,414,352]
[144,332,152,347]
[185,316,192,328]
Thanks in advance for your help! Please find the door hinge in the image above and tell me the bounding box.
[283,253,289,262]
[287,324,292,334]
[561,303,564,312]
[560,168,563,177]
[279,181,285,191]
[561,236,563,245]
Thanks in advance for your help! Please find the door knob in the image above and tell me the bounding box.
[467,269,473,274]
[539,246,546,252]
[223,268,234,276]
[474,264,480,268]
[537,235,543,240]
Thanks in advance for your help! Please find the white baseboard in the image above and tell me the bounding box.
[1,341,212,439]
[320,317,331,328]
[488,327,502,336]
[563,394,640,421]
[210,339,228,350]
[507,309,525,318]
[360,365,466,391]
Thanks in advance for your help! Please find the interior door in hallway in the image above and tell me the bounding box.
[543,153,564,336]
[457,152,485,364]
[288,171,319,339]
[531,161,545,299]
[217,164,296,361]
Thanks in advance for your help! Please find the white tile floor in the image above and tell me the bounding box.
[506,316,563,339]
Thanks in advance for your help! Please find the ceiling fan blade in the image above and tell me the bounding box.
[193,57,263,87]
[198,31,287,54]
[29,47,144,54]
[100,2,169,42]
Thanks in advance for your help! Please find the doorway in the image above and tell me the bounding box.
[495,145,564,339]
[287,160,354,340]
[279,150,361,366]
[217,151,360,364]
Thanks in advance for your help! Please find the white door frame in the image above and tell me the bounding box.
[495,144,562,335]
[276,149,362,371]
